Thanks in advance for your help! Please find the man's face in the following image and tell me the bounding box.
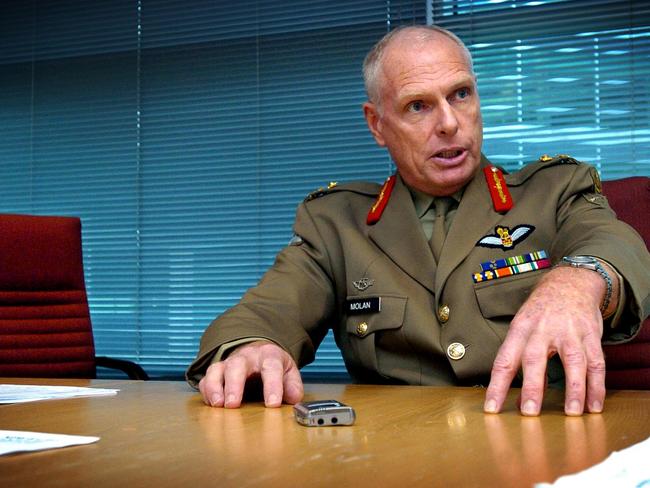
[363,33,483,196]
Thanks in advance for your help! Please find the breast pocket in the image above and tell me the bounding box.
[345,295,408,371]
[474,270,548,319]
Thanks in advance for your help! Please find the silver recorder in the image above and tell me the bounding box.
[293,400,356,427]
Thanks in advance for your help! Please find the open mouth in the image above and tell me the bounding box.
[435,149,464,159]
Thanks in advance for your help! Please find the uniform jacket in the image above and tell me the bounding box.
[187,156,650,387]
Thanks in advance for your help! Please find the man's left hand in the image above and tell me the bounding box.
[484,265,610,416]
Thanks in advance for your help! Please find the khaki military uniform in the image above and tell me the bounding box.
[186,156,650,387]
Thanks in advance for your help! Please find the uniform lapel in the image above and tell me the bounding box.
[368,174,436,294]
[435,157,502,294]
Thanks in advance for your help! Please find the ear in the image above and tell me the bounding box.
[362,102,386,147]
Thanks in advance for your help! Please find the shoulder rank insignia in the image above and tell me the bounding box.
[476,225,535,250]
[538,154,579,165]
[305,187,327,201]
[483,166,513,213]
[304,182,339,202]
[367,175,396,225]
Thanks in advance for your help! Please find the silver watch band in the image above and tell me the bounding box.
[560,256,613,313]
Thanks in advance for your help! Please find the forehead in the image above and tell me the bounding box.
[379,34,473,97]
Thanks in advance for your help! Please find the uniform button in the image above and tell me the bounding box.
[438,304,450,323]
[356,322,368,337]
[447,342,466,360]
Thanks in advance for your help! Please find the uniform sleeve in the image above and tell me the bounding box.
[185,201,338,386]
[550,164,650,342]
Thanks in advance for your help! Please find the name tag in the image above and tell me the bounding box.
[346,297,381,315]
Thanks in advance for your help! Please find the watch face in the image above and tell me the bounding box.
[565,255,596,264]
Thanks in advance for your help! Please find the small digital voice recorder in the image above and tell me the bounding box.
[293,400,356,427]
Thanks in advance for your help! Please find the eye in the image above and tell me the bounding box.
[407,100,426,113]
[456,87,471,100]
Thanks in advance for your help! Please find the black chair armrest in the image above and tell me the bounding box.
[95,356,150,380]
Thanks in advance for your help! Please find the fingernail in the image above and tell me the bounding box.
[484,399,497,413]
[267,394,279,406]
[590,400,602,413]
[522,399,538,416]
[210,393,222,406]
[566,400,582,416]
[225,394,236,407]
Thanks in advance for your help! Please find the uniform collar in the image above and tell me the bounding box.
[406,184,464,218]
[403,153,494,217]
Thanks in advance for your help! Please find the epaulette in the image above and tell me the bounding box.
[305,182,339,201]
[304,181,380,202]
[538,154,580,165]
[505,153,582,187]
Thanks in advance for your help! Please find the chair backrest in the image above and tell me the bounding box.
[0,214,96,377]
[601,177,650,389]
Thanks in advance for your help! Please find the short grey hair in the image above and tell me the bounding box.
[363,25,474,105]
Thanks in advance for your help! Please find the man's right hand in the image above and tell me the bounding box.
[198,340,304,408]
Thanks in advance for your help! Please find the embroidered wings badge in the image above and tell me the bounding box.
[352,277,375,291]
[476,225,535,250]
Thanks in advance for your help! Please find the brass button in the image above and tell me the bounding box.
[438,304,450,323]
[447,342,466,360]
[356,322,368,337]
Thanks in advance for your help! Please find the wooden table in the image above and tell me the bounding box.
[1,378,649,487]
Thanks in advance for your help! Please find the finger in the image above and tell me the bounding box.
[485,347,522,413]
[282,362,304,405]
[514,365,548,412]
[484,325,528,413]
[222,355,251,408]
[559,339,587,416]
[199,362,225,407]
[519,339,550,416]
[260,355,286,408]
[584,338,606,413]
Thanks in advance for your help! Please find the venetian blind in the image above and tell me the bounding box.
[432,0,650,177]
[0,0,424,379]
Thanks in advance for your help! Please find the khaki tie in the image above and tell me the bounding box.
[430,197,453,262]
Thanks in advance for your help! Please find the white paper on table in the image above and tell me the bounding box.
[535,435,650,488]
[0,430,100,456]
[0,384,119,404]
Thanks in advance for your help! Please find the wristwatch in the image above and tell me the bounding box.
[559,255,613,313]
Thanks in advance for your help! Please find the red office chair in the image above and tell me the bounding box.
[601,177,650,389]
[0,214,148,379]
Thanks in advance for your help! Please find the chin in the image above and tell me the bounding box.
[429,168,475,193]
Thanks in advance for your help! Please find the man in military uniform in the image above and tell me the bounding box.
[187,26,650,416]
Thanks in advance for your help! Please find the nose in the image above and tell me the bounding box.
[434,102,459,137]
